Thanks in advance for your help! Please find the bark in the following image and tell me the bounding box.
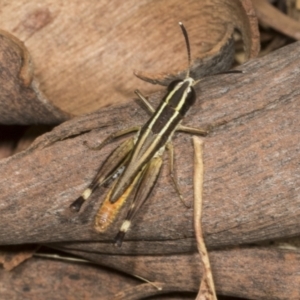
[0,0,259,117]
[0,31,70,125]
[0,247,299,300]
[0,41,299,251]
[253,0,300,40]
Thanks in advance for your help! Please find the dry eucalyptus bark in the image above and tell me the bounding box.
[253,0,300,40]
[1,246,299,300]
[0,30,70,125]
[66,247,300,300]
[0,253,141,300]
[1,1,299,300]
[0,0,258,116]
[0,40,299,250]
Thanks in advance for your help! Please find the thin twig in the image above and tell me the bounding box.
[193,136,217,300]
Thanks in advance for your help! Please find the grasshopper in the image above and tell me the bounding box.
[70,23,216,246]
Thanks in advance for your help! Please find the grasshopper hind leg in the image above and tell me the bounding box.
[70,135,137,213]
[114,155,163,247]
[166,142,191,208]
[71,90,155,214]
[70,190,92,212]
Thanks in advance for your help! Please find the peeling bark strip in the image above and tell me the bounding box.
[0,40,299,251]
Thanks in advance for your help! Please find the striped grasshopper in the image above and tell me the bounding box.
[70,23,215,246]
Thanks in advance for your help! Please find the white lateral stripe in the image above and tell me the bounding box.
[150,78,193,136]
[147,79,185,130]
[159,80,193,135]
[136,80,192,164]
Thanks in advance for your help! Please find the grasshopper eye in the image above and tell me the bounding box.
[167,80,182,92]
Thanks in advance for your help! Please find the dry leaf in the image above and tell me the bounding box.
[0,245,38,271]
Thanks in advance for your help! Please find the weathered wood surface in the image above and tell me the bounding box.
[0,247,299,300]
[0,0,258,119]
[0,32,70,125]
[69,247,300,300]
[0,251,140,300]
[0,40,299,255]
[252,0,300,40]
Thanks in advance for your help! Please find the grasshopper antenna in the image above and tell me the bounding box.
[179,22,191,79]
[179,22,244,84]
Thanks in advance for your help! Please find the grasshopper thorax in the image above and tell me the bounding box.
[165,77,196,115]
